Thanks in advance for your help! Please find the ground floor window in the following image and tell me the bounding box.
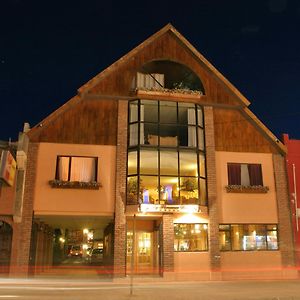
[174,223,208,252]
[219,224,278,251]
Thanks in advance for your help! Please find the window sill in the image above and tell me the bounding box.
[49,180,101,190]
[225,185,269,194]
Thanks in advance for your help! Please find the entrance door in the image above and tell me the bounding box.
[126,230,158,275]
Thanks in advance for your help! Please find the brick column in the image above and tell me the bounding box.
[204,106,220,273]
[113,100,128,277]
[162,214,174,273]
[273,154,295,268]
[10,143,38,277]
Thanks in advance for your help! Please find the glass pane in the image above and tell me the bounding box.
[219,231,231,251]
[160,101,177,124]
[267,224,277,231]
[231,225,244,251]
[219,224,230,230]
[180,177,198,205]
[267,230,278,250]
[160,151,178,176]
[127,151,137,175]
[197,106,203,127]
[127,176,138,204]
[57,156,70,181]
[178,103,196,125]
[129,124,138,146]
[129,101,138,123]
[198,127,204,150]
[160,177,179,205]
[159,125,177,146]
[254,225,267,250]
[199,178,206,205]
[199,153,206,178]
[141,100,158,123]
[144,123,158,145]
[174,224,208,252]
[70,157,96,182]
[179,152,198,176]
[140,176,158,204]
[178,126,188,147]
[140,150,158,175]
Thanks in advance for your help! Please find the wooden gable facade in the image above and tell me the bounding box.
[27,24,284,155]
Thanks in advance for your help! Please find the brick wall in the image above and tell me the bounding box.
[113,100,128,276]
[10,142,39,276]
[204,106,220,271]
[273,154,295,267]
[162,214,174,272]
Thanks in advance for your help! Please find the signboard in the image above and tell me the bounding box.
[0,150,17,186]
[139,204,199,213]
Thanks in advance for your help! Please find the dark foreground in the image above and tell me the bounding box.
[0,278,300,300]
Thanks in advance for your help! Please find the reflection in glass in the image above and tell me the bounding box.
[139,176,158,204]
[127,176,138,204]
[179,152,198,176]
[128,151,137,175]
[199,178,206,205]
[159,125,177,146]
[199,153,205,177]
[160,151,178,176]
[129,124,138,146]
[180,177,199,204]
[219,231,231,251]
[129,101,138,123]
[160,177,179,204]
[198,128,204,150]
[160,101,177,124]
[174,224,208,251]
[140,150,158,175]
[141,100,158,123]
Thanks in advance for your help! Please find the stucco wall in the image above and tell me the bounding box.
[216,151,278,223]
[33,143,116,216]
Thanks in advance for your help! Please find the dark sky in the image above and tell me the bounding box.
[1,0,300,141]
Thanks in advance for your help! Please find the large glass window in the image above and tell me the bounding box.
[219,224,278,251]
[127,100,206,206]
[174,223,208,252]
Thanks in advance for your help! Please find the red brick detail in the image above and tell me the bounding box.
[10,143,39,276]
[113,100,128,277]
[273,154,295,267]
[162,214,174,272]
[204,106,220,271]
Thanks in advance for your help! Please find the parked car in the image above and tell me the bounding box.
[69,245,82,257]
[90,248,103,264]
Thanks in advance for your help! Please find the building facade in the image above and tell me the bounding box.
[283,134,300,268]
[0,24,296,280]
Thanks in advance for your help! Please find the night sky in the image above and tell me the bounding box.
[1,0,300,141]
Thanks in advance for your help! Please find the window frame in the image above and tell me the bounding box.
[55,155,98,183]
[219,224,279,252]
[174,223,209,252]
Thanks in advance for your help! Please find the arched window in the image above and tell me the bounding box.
[132,60,205,94]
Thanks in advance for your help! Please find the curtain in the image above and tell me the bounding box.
[140,104,144,144]
[187,108,196,147]
[248,164,263,186]
[228,164,241,185]
[70,157,96,182]
[241,164,250,186]
[58,157,70,181]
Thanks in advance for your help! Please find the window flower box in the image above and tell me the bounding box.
[49,180,101,190]
[225,185,269,194]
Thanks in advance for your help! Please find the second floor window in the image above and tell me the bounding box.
[227,163,263,186]
[56,156,97,182]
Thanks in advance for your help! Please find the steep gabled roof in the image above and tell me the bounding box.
[78,23,250,107]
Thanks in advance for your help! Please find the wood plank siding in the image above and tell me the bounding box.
[86,32,240,107]
[29,99,118,145]
[214,108,277,153]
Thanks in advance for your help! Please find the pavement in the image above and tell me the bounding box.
[0,277,300,299]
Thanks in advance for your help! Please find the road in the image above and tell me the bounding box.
[0,278,300,299]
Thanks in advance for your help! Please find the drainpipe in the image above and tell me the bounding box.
[292,164,298,232]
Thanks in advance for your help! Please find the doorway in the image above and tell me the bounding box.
[126,219,160,275]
